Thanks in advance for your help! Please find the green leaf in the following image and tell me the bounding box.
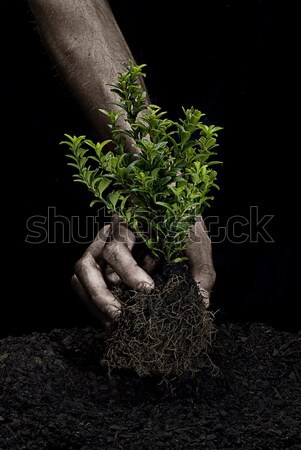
[172,256,188,263]
[64,61,221,264]
[207,161,223,166]
[155,201,175,212]
[67,162,79,169]
[125,210,132,223]
[91,177,101,189]
[108,190,121,209]
[95,140,112,158]
[73,179,87,185]
[157,176,172,190]
[90,199,102,207]
[151,168,161,178]
[66,154,78,162]
[99,108,111,117]
[98,178,112,198]
[120,195,129,211]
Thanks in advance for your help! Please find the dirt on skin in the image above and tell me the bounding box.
[1,321,301,450]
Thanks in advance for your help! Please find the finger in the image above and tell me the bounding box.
[80,222,122,287]
[104,219,136,286]
[104,264,122,286]
[71,274,112,329]
[102,223,154,293]
[84,224,112,261]
[185,215,216,300]
[76,223,123,315]
[105,235,159,285]
[105,251,159,286]
[74,252,122,323]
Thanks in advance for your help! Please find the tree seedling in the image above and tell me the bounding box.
[62,62,222,377]
[62,62,221,263]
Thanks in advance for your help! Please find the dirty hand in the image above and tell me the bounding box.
[72,215,216,329]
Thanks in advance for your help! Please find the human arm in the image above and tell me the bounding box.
[27,0,141,141]
[28,0,216,328]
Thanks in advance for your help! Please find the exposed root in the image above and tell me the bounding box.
[103,267,217,378]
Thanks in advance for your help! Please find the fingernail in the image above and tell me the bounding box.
[137,281,154,294]
[112,308,122,320]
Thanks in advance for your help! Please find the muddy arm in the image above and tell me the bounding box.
[27,0,135,139]
[27,0,217,323]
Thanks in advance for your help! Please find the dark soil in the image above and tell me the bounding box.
[1,322,300,450]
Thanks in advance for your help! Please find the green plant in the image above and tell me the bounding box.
[62,62,222,262]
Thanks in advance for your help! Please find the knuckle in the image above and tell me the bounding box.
[102,242,120,264]
[194,265,216,292]
[106,271,121,286]
[203,271,216,291]
[74,255,92,275]
[102,245,114,262]
[208,270,216,285]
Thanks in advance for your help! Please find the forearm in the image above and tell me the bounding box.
[28,0,136,138]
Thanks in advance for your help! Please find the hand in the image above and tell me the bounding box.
[71,215,158,329]
[72,215,216,329]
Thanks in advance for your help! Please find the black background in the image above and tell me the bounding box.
[1,0,299,337]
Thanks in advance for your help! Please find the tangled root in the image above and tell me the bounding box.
[103,266,217,378]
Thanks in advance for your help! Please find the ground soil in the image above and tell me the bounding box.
[1,321,300,450]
